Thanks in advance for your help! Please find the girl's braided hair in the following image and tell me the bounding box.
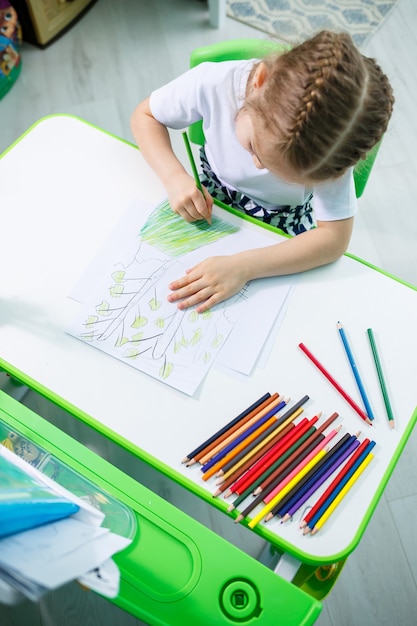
[245,30,394,180]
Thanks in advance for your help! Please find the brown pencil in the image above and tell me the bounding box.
[197,393,282,465]
[253,412,339,496]
[186,392,278,466]
[213,421,295,497]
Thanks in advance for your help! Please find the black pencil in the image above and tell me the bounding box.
[182,392,271,463]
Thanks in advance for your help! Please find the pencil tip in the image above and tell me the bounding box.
[390,421,395,429]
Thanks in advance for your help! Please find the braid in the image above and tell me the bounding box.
[245,31,394,181]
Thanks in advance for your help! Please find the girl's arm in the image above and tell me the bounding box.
[130,97,212,222]
[167,217,354,312]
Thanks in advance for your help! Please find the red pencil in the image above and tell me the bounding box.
[299,343,372,426]
[229,416,318,496]
[300,437,373,530]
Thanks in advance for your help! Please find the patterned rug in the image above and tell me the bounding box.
[226,0,399,48]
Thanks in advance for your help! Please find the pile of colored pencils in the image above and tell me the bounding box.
[182,392,375,535]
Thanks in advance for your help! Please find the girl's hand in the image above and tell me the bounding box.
[166,173,213,224]
[167,255,248,313]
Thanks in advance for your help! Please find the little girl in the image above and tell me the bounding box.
[130,30,394,313]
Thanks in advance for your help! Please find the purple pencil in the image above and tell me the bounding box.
[278,438,361,523]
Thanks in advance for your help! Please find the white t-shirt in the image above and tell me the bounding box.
[150,60,357,222]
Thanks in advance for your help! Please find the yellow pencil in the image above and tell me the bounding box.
[248,448,327,529]
[311,453,374,534]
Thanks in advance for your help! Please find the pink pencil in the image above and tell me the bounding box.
[299,343,372,426]
[263,427,340,504]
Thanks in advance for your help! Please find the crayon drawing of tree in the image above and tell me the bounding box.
[73,200,241,392]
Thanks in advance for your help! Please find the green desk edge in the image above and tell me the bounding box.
[0,391,321,625]
[1,115,417,569]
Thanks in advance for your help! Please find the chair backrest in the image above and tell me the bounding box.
[189,39,380,198]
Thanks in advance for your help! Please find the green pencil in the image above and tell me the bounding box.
[367,328,395,429]
[182,131,203,193]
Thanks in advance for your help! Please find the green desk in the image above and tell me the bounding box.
[1,116,417,622]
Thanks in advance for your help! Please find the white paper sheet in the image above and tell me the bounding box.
[0,518,130,589]
[68,198,294,394]
[0,446,130,600]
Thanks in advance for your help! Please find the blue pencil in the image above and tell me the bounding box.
[337,322,375,421]
[304,440,376,531]
[278,437,361,521]
[201,399,287,472]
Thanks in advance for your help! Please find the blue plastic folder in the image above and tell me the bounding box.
[0,450,79,539]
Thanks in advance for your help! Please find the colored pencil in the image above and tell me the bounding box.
[227,417,316,505]
[201,398,287,472]
[201,405,291,482]
[213,421,295,496]
[182,392,272,464]
[234,427,350,522]
[221,394,311,475]
[229,416,318,497]
[367,328,395,429]
[254,427,352,497]
[198,394,281,465]
[274,434,360,520]
[247,449,328,529]
[227,423,315,510]
[278,436,363,522]
[264,429,346,522]
[232,420,323,518]
[214,407,304,483]
[254,412,340,505]
[263,428,340,505]
[299,342,372,426]
[182,131,203,193]
[311,453,374,534]
[337,322,375,421]
[302,439,376,533]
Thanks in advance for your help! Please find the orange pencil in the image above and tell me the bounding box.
[213,422,295,496]
[202,414,281,481]
[198,394,283,465]
[189,392,279,465]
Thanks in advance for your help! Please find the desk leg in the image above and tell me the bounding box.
[273,552,302,581]
[208,0,226,28]
[257,544,301,582]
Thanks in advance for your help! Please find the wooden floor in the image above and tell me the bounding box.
[1,0,417,624]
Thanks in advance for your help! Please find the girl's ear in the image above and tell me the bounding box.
[252,62,268,89]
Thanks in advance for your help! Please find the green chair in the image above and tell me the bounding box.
[188,39,380,198]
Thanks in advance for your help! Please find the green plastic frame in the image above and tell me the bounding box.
[0,391,321,625]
